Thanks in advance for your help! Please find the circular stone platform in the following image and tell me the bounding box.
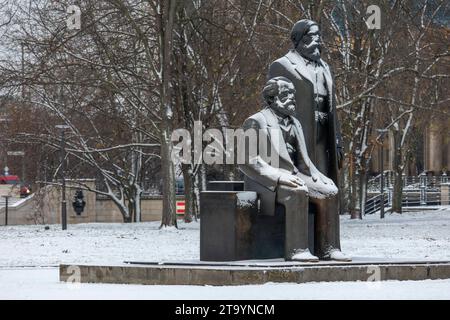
[60,258,450,286]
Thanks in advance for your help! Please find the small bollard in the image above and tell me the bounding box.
[419,172,427,206]
[419,172,427,187]
[420,185,427,205]
[441,172,448,184]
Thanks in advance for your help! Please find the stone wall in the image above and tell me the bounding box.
[95,196,181,223]
[0,195,38,225]
[0,180,183,225]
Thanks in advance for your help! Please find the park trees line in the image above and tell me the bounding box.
[0,0,448,224]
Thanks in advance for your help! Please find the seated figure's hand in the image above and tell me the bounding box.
[278,173,305,188]
[310,170,334,186]
[301,169,338,199]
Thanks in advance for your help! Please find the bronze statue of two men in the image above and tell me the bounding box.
[240,19,350,262]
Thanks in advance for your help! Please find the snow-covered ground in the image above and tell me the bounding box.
[0,208,450,299]
[1,267,450,300]
[1,208,449,267]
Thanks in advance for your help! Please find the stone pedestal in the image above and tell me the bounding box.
[200,189,316,261]
[200,191,257,261]
[200,190,287,261]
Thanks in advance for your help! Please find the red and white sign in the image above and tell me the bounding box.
[176,200,185,215]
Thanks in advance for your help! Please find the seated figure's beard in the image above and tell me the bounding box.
[297,41,321,62]
[271,101,296,117]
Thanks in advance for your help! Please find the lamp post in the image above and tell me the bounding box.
[56,125,70,230]
[0,117,11,171]
[377,129,388,219]
[2,196,10,226]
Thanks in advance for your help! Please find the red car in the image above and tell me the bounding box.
[0,175,20,185]
[0,175,31,197]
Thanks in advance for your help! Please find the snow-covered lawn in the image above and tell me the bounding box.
[1,267,450,300]
[0,208,449,267]
[0,208,450,299]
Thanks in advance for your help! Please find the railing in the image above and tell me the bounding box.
[365,193,389,215]
[368,171,448,192]
[365,172,448,215]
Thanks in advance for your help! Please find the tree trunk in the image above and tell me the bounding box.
[160,129,177,227]
[129,198,135,222]
[128,184,142,223]
[159,0,179,228]
[121,199,132,223]
[339,163,348,215]
[349,155,359,219]
[123,185,137,223]
[358,169,367,219]
[123,215,132,223]
[192,165,203,221]
[134,186,142,223]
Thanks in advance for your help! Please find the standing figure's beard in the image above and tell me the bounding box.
[297,41,321,62]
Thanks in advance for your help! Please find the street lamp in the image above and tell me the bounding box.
[0,117,11,171]
[2,195,10,226]
[56,125,70,230]
[376,128,388,219]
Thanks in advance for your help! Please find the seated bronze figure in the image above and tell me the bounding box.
[240,77,350,262]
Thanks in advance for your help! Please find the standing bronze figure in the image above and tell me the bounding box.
[266,19,349,261]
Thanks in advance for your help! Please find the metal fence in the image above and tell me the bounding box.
[365,172,448,215]
[368,171,448,192]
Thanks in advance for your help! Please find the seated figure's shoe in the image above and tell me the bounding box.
[322,249,352,262]
[288,249,319,262]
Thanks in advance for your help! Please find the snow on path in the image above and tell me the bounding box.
[1,267,450,300]
[0,208,449,267]
[341,209,450,260]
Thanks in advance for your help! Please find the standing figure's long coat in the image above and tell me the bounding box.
[269,49,343,184]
